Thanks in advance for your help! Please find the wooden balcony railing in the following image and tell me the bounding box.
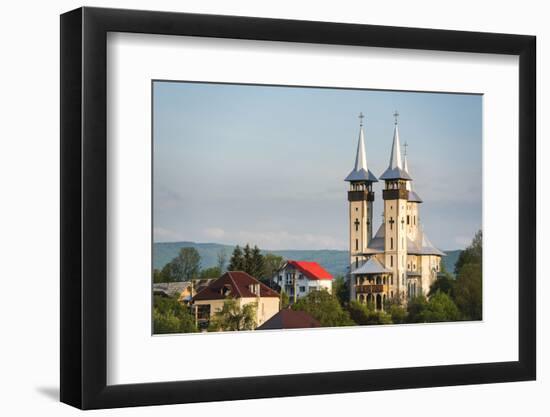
[356,284,384,294]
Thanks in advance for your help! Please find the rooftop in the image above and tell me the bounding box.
[286,260,333,280]
[257,309,321,330]
[192,271,279,301]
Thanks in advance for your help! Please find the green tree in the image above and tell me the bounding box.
[280,292,290,309]
[420,292,461,322]
[153,295,197,334]
[454,230,482,274]
[262,253,285,282]
[292,290,354,327]
[228,245,244,271]
[243,244,252,273]
[347,301,393,325]
[428,275,455,298]
[332,276,350,307]
[200,266,222,278]
[388,304,407,324]
[454,263,482,320]
[161,247,201,282]
[208,299,257,331]
[406,295,429,323]
[153,268,165,283]
[250,245,264,278]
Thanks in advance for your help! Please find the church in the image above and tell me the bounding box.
[345,112,445,310]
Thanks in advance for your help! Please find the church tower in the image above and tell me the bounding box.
[379,112,411,301]
[345,113,378,274]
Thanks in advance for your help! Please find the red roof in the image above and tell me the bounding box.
[192,271,280,301]
[257,309,321,330]
[286,260,333,280]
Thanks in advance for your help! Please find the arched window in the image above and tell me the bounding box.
[390,256,393,267]
[355,239,358,250]
[390,237,393,249]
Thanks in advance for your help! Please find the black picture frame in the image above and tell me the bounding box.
[60,6,536,410]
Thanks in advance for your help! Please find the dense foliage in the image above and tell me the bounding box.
[292,290,354,327]
[228,244,284,281]
[154,247,201,282]
[208,299,257,331]
[153,295,197,334]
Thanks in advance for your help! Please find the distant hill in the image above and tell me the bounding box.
[154,241,462,278]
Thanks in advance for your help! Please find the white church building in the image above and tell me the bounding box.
[345,112,445,310]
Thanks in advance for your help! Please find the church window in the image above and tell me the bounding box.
[390,238,393,249]
[355,239,358,250]
[407,215,410,225]
[355,258,359,268]
[355,218,359,231]
[390,256,393,267]
[383,277,387,285]
[390,276,393,285]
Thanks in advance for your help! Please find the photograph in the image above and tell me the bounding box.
[151,81,483,334]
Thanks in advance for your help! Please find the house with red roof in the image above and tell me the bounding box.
[271,260,333,302]
[192,271,280,330]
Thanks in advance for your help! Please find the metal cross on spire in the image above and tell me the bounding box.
[403,141,408,156]
[359,112,365,127]
[393,110,400,125]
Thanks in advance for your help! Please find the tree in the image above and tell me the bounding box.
[153,295,197,334]
[292,290,354,327]
[160,247,201,282]
[454,230,482,274]
[153,268,164,283]
[243,244,252,273]
[420,292,461,322]
[454,263,482,320]
[332,276,349,307]
[280,292,290,309]
[228,245,244,271]
[406,292,461,323]
[347,301,393,325]
[250,245,264,279]
[262,253,285,283]
[208,299,257,331]
[200,266,222,278]
[453,230,482,320]
[406,295,429,323]
[428,275,455,298]
[216,249,227,273]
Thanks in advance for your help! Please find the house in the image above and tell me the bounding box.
[191,271,280,330]
[272,260,333,302]
[153,281,192,304]
[256,309,321,330]
[345,112,445,310]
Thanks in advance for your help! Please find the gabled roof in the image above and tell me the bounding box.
[351,257,392,275]
[345,125,378,183]
[286,260,333,280]
[407,226,446,256]
[192,271,279,301]
[256,309,321,330]
[367,224,386,251]
[380,123,412,181]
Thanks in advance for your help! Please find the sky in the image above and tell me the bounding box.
[153,81,482,251]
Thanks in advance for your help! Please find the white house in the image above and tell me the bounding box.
[272,260,333,302]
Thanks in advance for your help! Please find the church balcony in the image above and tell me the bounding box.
[348,190,374,202]
[356,284,384,294]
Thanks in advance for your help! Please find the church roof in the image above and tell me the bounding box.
[368,224,386,251]
[345,123,378,183]
[380,121,412,181]
[407,226,446,256]
[351,257,392,275]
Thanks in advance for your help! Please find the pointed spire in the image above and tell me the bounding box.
[345,113,377,183]
[379,111,411,181]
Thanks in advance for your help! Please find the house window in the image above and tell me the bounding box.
[299,286,306,292]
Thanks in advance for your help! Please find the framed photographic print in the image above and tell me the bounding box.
[60,6,536,410]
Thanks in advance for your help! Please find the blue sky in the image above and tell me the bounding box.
[153,81,482,251]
